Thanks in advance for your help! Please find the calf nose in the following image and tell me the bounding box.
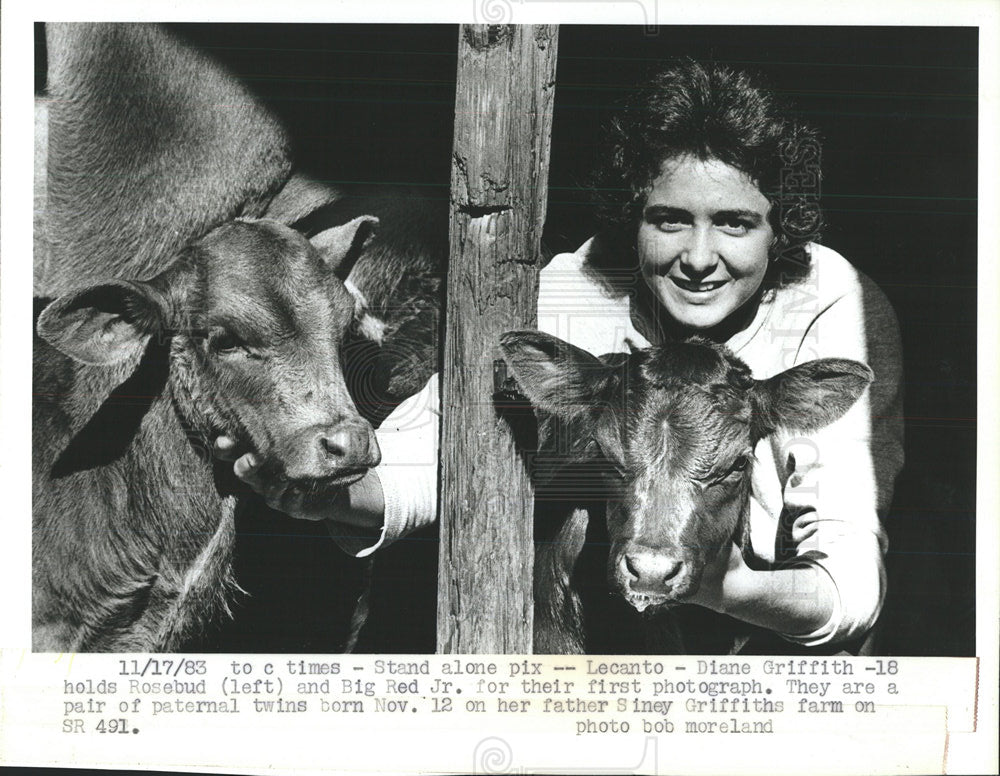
[318,422,381,469]
[622,549,683,592]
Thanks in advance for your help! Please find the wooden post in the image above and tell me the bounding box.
[436,25,558,654]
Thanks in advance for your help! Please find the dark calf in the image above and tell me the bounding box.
[33,217,381,651]
[499,331,872,651]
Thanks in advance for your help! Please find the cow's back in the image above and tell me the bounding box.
[41,23,293,297]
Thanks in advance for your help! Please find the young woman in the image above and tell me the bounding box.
[217,60,904,650]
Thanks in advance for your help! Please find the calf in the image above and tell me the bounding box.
[36,23,446,653]
[499,331,872,653]
[33,216,385,652]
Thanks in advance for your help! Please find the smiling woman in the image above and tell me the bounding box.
[525,59,904,652]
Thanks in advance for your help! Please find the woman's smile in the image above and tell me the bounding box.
[668,276,730,296]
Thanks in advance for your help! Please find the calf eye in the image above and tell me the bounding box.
[703,453,753,488]
[731,455,750,473]
[209,330,260,360]
[724,454,755,478]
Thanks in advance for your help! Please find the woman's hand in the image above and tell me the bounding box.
[213,435,337,520]
[684,542,751,614]
[684,541,837,640]
[213,434,385,529]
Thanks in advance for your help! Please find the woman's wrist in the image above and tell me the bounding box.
[717,563,837,638]
[713,558,756,617]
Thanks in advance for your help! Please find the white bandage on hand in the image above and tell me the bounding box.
[332,374,441,558]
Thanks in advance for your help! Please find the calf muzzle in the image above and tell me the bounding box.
[611,542,700,611]
[276,419,382,484]
[622,548,684,591]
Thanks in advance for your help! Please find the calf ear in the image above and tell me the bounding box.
[36,280,166,366]
[751,358,874,437]
[311,216,380,278]
[499,330,618,419]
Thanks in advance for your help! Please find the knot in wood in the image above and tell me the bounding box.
[464,25,512,51]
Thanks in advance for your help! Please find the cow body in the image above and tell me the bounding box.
[33,331,238,651]
[500,331,872,653]
[40,23,297,298]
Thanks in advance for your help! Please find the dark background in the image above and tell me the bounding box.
[36,24,977,656]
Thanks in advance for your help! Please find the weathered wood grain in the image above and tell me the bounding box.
[437,25,558,654]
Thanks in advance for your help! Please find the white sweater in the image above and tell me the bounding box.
[333,239,904,647]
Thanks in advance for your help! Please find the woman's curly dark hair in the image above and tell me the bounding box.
[592,60,823,284]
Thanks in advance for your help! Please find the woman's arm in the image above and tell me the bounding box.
[771,271,903,645]
[685,543,838,638]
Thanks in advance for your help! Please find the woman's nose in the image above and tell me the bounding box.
[679,227,717,275]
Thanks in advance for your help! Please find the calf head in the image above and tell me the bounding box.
[37,216,382,497]
[500,331,872,613]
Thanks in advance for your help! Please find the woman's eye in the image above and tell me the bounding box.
[716,219,751,236]
[656,218,690,233]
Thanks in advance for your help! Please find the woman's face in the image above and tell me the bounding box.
[637,155,773,332]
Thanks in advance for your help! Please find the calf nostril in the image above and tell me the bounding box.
[623,551,684,590]
[661,559,683,582]
[320,428,352,458]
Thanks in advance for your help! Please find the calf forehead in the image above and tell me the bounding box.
[631,389,750,472]
[629,342,753,470]
[195,220,354,330]
[641,339,740,386]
